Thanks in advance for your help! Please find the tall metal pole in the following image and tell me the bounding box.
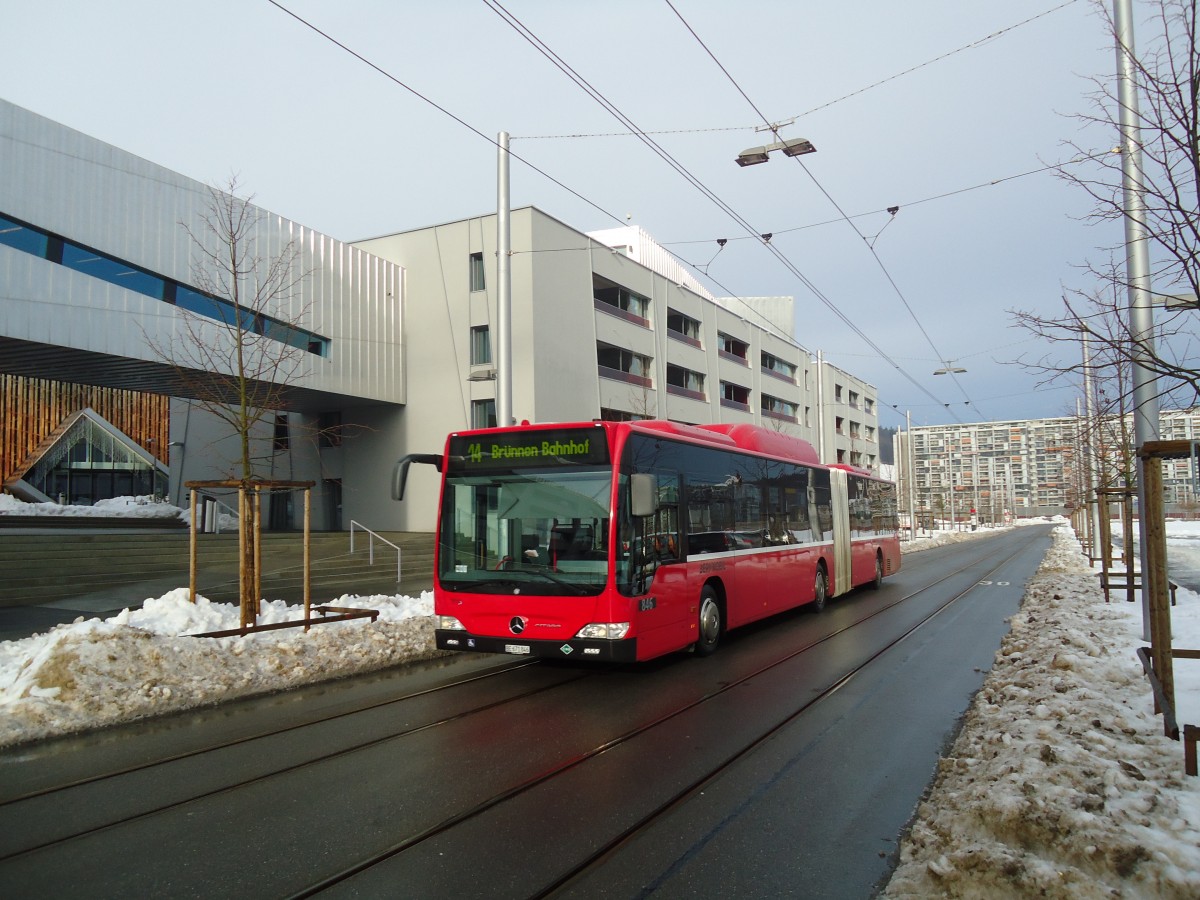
[1113,0,1159,637]
[906,410,916,537]
[815,350,828,463]
[496,131,513,427]
[1082,330,1100,558]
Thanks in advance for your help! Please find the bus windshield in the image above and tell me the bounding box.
[438,467,613,595]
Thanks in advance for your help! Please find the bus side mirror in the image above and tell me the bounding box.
[392,453,444,501]
[630,473,657,518]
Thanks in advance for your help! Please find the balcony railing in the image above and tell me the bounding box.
[667,384,706,402]
[598,365,652,388]
[667,328,702,348]
[762,408,798,423]
[760,366,796,384]
[593,298,650,328]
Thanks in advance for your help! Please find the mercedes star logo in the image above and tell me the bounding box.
[509,616,527,635]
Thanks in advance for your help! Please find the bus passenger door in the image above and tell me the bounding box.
[829,468,852,595]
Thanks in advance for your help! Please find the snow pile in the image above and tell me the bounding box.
[883,525,1200,899]
[0,589,440,747]
[0,492,187,521]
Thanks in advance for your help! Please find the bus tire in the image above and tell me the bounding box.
[694,586,722,656]
[871,553,884,589]
[812,564,828,612]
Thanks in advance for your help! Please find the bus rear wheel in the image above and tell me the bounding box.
[694,587,722,656]
[811,565,828,612]
[872,553,884,589]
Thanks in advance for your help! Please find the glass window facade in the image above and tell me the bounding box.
[1,210,330,357]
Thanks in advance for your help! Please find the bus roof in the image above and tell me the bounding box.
[630,420,820,466]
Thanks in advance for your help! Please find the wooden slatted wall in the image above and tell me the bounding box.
[0,375,170,486]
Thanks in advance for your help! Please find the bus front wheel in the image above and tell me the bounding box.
[694,587,722,656]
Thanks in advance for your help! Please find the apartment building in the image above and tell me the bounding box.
[894,408,1200,522]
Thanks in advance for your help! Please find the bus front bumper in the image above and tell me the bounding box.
[436,629,638,663]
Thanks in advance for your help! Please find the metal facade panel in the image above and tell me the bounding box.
[0,99,405,408]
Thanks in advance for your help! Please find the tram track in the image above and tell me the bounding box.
[290,528,1046,897]
[0,659,592,859]
[0,528,1044,896]
[538,529,1046,898]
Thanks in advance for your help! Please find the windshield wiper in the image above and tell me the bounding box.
[445,577,521,593]
[518,567,594,595]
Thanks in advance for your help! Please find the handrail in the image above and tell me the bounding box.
[350,520,402,582]
[194,493,238,534]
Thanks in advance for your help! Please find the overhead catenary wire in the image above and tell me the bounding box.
[265,0,627,230]
[661,151,1117,247]
[518,0,1081,140]
[481,0,964,421]
[664,0,984,423]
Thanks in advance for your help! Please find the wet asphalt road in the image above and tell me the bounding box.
[0,525,1053,899]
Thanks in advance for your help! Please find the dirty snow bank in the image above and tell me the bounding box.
[882,525,1200,899]
[0,590,440,747]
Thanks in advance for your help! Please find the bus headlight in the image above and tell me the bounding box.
[438,616,466,631]
[574,622,631,640]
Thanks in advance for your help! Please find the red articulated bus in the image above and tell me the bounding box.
[394,419,900,663]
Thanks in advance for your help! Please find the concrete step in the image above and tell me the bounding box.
[0,530,435,608]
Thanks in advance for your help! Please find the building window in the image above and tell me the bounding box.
[273,414,290,451]
[834,384,844,402]
[666,308,701,345]
[718,332,749,362]
[666,364,705,400]
[600,407,645,422]
[472,399,496,429]
[470,325,491,365]
[761,352,796,381]
[597,342,652,386]
[848,390,860,409]
[762,394,798,421]
[593,275,650,324]
[469,252,485,292]
[720,381,750,410]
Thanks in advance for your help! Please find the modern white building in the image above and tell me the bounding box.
[355,214,880,471]
[1,98,882,533]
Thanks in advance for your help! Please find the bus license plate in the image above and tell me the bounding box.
[505,644,531,655]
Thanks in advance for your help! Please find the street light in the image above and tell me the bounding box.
[735,136,816,167]
[933,362,966,375]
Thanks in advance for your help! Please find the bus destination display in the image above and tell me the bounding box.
[449,428,610,470]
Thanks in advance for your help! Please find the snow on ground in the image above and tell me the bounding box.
[0,589,440,747]
[2,498,1199,894]
[0,492,188,521]
[883,522,1200,899]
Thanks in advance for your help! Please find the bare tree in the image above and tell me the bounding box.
[1011,0,1199,405]
[148,176,314,621]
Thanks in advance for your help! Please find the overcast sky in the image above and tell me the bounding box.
[2,0,1133,429]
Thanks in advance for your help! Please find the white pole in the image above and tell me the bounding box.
[1112,0,1159,638]
[906,410,916,537]
[497,131,513,427]
[815,351,827,463]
